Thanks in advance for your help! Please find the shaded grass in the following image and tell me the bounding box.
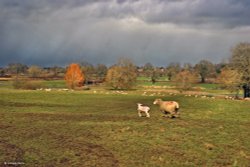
[0,89,250,166]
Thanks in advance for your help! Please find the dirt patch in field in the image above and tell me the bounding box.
[0,100,71,108]
[0,112,119,167]
[0,140,24,166]
[15,112,139,123]
[35,132,119,167]
[59,141,119,167]
[150,145,208,166]
[0,127,119,166]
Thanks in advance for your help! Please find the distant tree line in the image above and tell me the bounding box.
[1,42,250,96]
[0,59,228,85]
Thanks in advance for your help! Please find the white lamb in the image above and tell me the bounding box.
[137,103,150,118]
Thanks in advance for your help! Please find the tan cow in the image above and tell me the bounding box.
[153,99,180,118]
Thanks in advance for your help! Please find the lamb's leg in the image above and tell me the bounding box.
[138,110,142,117]
[145,111,150,118]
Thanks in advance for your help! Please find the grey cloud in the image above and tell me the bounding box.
[138,0,250,28]
[0,0,250,66]
[1,0,250,28]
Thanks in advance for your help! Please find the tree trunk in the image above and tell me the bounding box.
[201,77,205,83]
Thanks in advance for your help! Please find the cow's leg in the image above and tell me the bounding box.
[170,111,179,118]
[163,111,170,117]
[174,112,180,118]
[174,107,180,118]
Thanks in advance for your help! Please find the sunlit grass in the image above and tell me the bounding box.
[0,88,250,166]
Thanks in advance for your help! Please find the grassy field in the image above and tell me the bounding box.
[0,87,250,166]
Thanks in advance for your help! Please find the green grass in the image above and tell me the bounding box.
[137,78,220,90]
[196,83,220,90]
[137,81,174,87]
[1,79,221,91]
[42,80,67,88]
[0,81,14,89]
[137,76,169,81]
[0,88,250,166]
[0,80,67,89]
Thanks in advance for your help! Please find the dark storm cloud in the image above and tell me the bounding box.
[0,0,250,66]
[1,0,250,27]
[136,0,250,28]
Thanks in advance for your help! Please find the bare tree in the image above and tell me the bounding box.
[28,65,42,78]
[80,61,95,84]
[173,70,197,91]
[195,60,215,83]
[166,63,181,81]
[230,42,250,98]
[230,42,250,85]
[143,62,154,78]
[217,67,242,98]
[7,63,28,77]
[96,64,107,80]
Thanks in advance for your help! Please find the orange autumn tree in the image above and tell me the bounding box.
[65,63,84,89]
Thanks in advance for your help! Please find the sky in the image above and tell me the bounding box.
[0,0,250,67]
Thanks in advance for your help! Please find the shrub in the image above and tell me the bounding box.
[105,58,137,90]
[173,70,197,91]
[13,79,43,90]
